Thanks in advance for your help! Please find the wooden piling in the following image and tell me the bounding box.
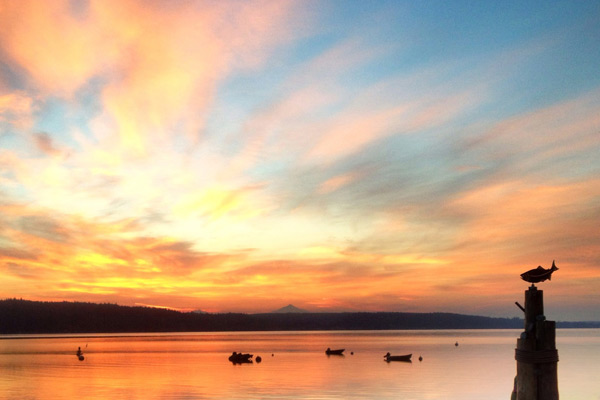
[514,285,559,400]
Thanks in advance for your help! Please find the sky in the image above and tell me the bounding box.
[0,0,599,321]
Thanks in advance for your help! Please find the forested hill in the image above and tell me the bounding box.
[0,299,594,334]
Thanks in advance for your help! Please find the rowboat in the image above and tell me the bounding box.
[325,348,344,355]
[384,352,412,362]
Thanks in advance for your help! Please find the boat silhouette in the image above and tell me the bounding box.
[384,352,412,362]
[228,352,253,364]
[325,348,344,355]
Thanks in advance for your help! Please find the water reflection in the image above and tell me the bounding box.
[0,330,598,399]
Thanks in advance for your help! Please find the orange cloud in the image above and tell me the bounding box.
[0,0,106,95]
[461,88,600,166]
[94,0,300,156]
[31,132,64,156]
[1,205,227,292]
[306,104,409,163]
[1,0,300,157]
[2,194,596,315]
[317,172,361,194]
[303,80,484,164]
[435,178,600,306]
[0,91,36,129]
[446,179,599,245]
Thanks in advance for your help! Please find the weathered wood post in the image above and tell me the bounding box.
[513,285,559,399]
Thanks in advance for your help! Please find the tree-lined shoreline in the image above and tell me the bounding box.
[1,299,597,334]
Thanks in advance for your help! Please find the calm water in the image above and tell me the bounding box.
[0,329,598,399]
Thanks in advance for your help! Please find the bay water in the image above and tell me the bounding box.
[1,329,598,399]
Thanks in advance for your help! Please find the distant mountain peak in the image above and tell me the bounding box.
[272,304,308,313]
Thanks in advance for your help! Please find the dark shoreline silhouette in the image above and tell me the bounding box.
[0,299,597,334]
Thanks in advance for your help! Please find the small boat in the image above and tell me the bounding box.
[325,348,345,355]
[384,352,412,362]
[229,352,253,363]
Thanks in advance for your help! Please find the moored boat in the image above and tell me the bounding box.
[229,352,253,363]
[325,348,344,355]
[384,352,412,362]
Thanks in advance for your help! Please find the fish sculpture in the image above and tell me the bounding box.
[520,260,558,283]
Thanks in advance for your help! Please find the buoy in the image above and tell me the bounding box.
[256,356,262,363]
[418,355,423,362]
[350,351,354,355]
[455,342,459,347]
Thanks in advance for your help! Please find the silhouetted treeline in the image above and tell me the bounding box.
[0,299,596,334]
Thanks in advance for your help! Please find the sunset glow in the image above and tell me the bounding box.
[1,0,599,320]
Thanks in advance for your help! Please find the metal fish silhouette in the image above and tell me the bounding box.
[520,260,558,283]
